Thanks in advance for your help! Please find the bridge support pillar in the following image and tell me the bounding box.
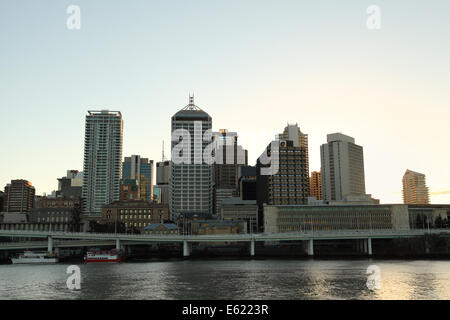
[47,236,53,253]
[307,239,314,256]
[250,239,255,256]
[116,239,120,250]
[368,238,372,256]
[183,241,191,257]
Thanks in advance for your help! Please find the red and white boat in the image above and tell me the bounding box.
[84,248,124,263]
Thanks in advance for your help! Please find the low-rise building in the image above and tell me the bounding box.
[191,219,247,235]
[143,223,179,235]
[220,197,258,233]
[29,207,81,232]
[264,204,411,233]
[101,200,170,232]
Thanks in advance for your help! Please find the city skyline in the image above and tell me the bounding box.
[1,1,450,204]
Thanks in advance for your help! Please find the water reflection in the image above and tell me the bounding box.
[0,259,449,300]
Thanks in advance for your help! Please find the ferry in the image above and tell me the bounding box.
[11,251,59,264]
[84,248,124,263]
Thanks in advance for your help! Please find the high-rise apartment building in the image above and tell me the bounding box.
[122,155,154,202]
[82,110,123,217]
[3,179,36,213]
[402,169,430,204]
[257,124,310,215]
[169,96,213,220]
[309,171,322,200]
[320,133,366,201]
[212,129,248,213]
[278,123,309,177]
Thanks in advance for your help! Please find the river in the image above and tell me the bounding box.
[0,259,449,299]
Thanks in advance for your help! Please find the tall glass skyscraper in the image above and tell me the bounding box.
[122,155,154,202]
[82,110,123,216]
[169,96,213,220]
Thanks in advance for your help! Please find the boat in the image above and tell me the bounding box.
[11,251,59,264]
[84,248,124,263]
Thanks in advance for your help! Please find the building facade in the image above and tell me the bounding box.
[309,171,322,200]
[82,110,123,217]
[264,204,411,233]
[3,179,35,214]
[101,200,170,231]
[212,129,248,213]
[257,139,310,206]
[238,166,256,200]
[320,133,366,201]
[122,155,154,202]
[220,197,258,233]
[169,96,213,220]
[155,160,170,204]
[56,170,83,198]
[278,123,309,178]
[402,169,430,204]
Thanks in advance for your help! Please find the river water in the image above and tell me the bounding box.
[0,259,449,299]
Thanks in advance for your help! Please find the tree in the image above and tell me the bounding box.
[434,216,443,229]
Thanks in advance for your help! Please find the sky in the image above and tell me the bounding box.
[0,0,449,203]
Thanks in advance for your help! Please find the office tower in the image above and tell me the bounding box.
[402,169,430,204]
[212,129,248,213]
[0,191,4,212]
[122,155,154,202]
[320,133,366,201]
[3,179,36,213]
[156,160,170,205]
[309,171,322,200]
[238,165,257,200]
[56,170,83,198]
[278,123,309,177]
[170,96,213,220]
[82,110,123,217]
[257,138,309,206]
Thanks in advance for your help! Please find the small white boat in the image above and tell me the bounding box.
[11,251,59,264]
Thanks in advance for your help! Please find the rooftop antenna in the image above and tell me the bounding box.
[182,92,202,111]
[162,140,167,161]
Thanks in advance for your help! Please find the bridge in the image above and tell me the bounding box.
[0,229,449,257]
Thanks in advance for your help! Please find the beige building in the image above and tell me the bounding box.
[309,171,322,200]
[101,200,169,231]
[402,169,430,204]
[263,204,411,233]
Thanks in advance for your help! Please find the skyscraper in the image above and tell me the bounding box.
[82,110,123,217]
[122,155,154,202]
[3,179,35,214]
[320,133,366,201]
[169,96,213,220]
[309,171,322,200]
[257,124,310,208]
[156,160,170,204]
[402,169,430,204]
[212,129,248,213]
[278,123,309,178]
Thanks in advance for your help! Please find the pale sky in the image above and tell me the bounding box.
[0,0,449,203]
